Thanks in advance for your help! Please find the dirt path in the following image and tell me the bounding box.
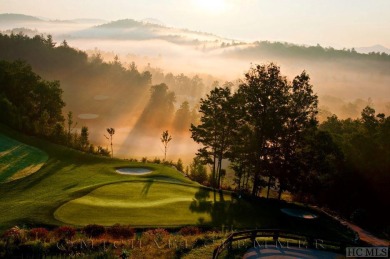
[342,220,388,247]
[318,208,389,247]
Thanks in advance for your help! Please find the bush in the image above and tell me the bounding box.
[153,157,161,164]
[142,157,148,163]
[107,224,135,239]
[29,228,49,241]
[54,226,76,240]
[141,228,170,244]
[2,226,23,243]
[178,226,200,236]
[83,224,105,238]
[176,158,184,172]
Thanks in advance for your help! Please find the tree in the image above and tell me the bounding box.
[105,128,115,158]
[273,71,318,199]
[173,101,191,133]
[229,63,318,197]
[161,130,172,161]
[176,158,184,172]
[189,157,208,184]
[235,63,290,195]
[136,83,176,131]
[66,111,77,146]
[80,126,89,151]
[190,86,233,188]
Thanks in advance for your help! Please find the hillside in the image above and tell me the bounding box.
[0,133,48,183]
[0,124,355,243]
[0,13,42,23]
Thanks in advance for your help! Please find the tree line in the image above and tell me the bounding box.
[0,60,110,156]
[191,63,389,236]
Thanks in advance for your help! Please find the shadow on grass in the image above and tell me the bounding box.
[188,188,356,242]
[141,180,154,197]
[188,188,282,228]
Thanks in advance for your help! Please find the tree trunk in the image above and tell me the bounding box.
[217,156,222,189]
[267,176,272,199]
[278,182,283,200]
[212,153,217,188]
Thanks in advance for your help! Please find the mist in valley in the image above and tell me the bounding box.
[1,14,390,163]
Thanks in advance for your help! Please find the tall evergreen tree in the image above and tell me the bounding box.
[190,86,233,188]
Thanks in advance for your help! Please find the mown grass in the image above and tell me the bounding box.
[0,124,356,243]
[0,133,48,183]
[55,182,232,226]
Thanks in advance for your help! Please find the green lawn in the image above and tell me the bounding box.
[0,133,48,183]
[55,182,232,226]
[0,124,356,243]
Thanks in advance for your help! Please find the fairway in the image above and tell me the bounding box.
[55,182,232,226]
[0,133,48,183]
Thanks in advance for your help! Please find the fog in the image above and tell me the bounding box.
[2,17,389,164]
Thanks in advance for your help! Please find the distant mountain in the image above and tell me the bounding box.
[0,13,42,23]
[71,19,227,45]
[141,18,165,26]
[356,44,390,54]
[1,13,389,59]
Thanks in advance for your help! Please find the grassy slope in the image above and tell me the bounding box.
[55,182,232,226]
[0,124,356,242]
[0,124,194,231]
[0,133,48,183]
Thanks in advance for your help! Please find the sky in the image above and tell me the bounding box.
[1,0,390,49]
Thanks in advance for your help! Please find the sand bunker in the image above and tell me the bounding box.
[116,168,153,175]
[78,114,99,119]
[281,208,318,219]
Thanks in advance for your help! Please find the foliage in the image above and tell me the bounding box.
[228,40,390,63]
[83,224,106,238]
[107,224,135,239]
[189,157,208,185]
[0,60,65,136]
[54,226,76,240]
[105,128,115,158]
[190,84,233,188]
[29,228,49,241]
[319,107,390,235]
[160,130,172,161]
[176,158,184,172]
[178,226,201,236]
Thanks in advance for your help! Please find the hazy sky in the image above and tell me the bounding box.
[1,0,389,48]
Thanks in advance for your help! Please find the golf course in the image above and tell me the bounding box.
[0,124,356,245]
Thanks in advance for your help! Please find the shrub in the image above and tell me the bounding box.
[54,226,76,240]
[29,228,49,241]
[107,224,135,239]
[2,226,23,242]
[178,226,201,236]
[83,224,105,238]
[176,158,184,172]
[153,157,161,164]
[142,157,148,163]
[141,228,169,244]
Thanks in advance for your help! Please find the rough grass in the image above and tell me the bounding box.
[0,133,48,183]
[0,124,356,243]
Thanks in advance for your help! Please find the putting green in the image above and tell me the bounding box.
[0,133,48,183]
[54,181,232,226]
